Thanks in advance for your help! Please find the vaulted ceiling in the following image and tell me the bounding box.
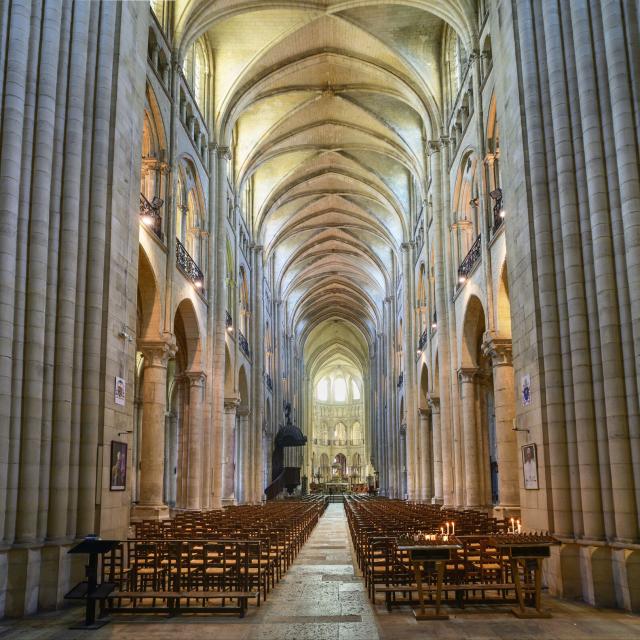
[176,0,475,358]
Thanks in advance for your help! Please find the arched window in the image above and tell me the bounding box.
[334,422,347,443]
[265,322,272,378]
[351,421,362,444]
[239,267,250,339]
[225,240,234,316]
[316,378,329,401]
[417,263,427,336]
[333,377,347,402]
[183,38,207,112]
[351,379,360,401]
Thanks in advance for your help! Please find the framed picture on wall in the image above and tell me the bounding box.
[110,441,127,491]
[521,443,538,490]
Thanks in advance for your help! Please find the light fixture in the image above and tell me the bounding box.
[416,349,422,356]
[195,277,203,289]
[499,208,506,218]
[431,321,437,330]
[458,275,467,284]
[227,325,233,333]
[142,213,155,226]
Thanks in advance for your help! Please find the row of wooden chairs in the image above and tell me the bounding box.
[100,497,327,617]
[345,497,539,610]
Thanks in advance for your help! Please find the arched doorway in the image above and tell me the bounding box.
[236,365,251,503]
[418,364,433,501]
[460,295,492,508]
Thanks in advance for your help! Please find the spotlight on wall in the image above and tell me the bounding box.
[499,208,506,218]
[416,349,422,356]
[118,325,134,342]
[458,275,467,284]
[142,213,155,226]
[431,321,437,330]
[194,277,203,289]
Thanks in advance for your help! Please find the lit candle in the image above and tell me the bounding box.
[451,521,455,536]
[443,535,448,542]
[446,522,450,535]
[440,527,444,536]
[510,517,515,534]
[517,520,522,534]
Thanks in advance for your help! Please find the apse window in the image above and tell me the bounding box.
[351,380,361,400]
[317,378,329,401]
[334,377,347,402]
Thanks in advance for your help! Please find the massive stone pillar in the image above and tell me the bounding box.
[186,371,206,510]
[418,408,432,501]
[428,396,442,503]
[459,368,481,507]
[133,340,175,520]
[238,408,251,504]
[222,397,239,505]
[483,336,519,515]
[400,242,418,499]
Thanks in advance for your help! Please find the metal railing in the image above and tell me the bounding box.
[139,193,164,241]
[397,372,404,388]
[418,329,428,351]
[238,331,250,358]
[225,310,233,328]
[176,238,205,294]
[458,234,482,284]
[265,373,273,392]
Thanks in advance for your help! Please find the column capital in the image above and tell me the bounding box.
[427,394,440,412]
[224,395,240,412]
[217,146,231,160]
[186,370,207,387]
[139,338,177,367]
[457,367,479,383]
[418,407,430,418]
[400,241,415,252]
[482,333,513,367]
[427,139,442,155]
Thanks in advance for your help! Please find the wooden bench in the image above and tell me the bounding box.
[375,582,532,611]
[107,589,258,617]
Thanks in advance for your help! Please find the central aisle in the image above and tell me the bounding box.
[248,502,380,640]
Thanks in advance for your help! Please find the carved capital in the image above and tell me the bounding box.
[217,146,231,160]
[482,333,513,367]
[186,370,207,387]
[224,395,240,413]
[458,367,479,383]
[139,339,176,368]
[427,394,440,412]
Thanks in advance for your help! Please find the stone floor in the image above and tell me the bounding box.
[1,503,639,639]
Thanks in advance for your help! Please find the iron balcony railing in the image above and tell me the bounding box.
[418,329,428,351]
[265,373,273,392]
[397,372,404,388]
[458,234,482,284]
[238,330,250,358]
[225,310,233,328]
[176,238,205,294]
[139,193,164,241]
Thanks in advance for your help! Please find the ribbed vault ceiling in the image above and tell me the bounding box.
[177,0,473,354]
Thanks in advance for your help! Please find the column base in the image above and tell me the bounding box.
[221,497,236,507]
[130,504,170,521]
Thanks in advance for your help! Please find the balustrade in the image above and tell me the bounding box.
[176,238,205,294]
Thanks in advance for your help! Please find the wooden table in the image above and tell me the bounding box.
[397,543,462,620]
[491,540,553,618]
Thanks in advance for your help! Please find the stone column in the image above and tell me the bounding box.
[222,396,239,505]
[400,242,418,499]
[459,368,481,507]
[185,371,206,510]
[418,408,432,500]
[133,340,175,520]
[238,408,251,504]
[483,335,519,515]
[428,395,443,502]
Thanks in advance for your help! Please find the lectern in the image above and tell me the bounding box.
[65,537,120,629]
